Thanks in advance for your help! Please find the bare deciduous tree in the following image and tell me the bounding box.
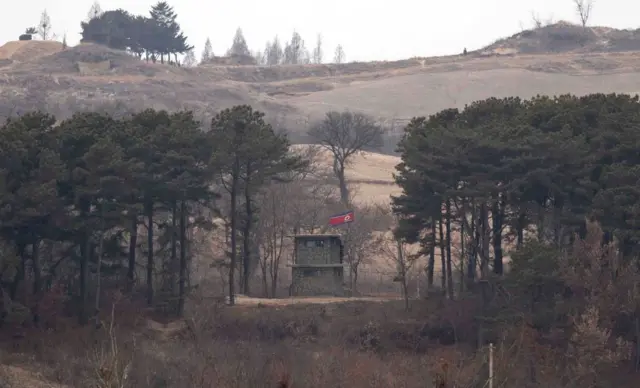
[264,36,283,66]
[312,34,323,64]
[201,37,213,63]
[341,204,390,295]
[531,11,543,29]
[37,10,51,40]
[573,0,593,28]
[284,31,308,65]
[334,44,345,64]
[183,49,196,67]
[308,111,385,205]
[255,183,289,298]
[87,1,103,21]
[376,229,417,311]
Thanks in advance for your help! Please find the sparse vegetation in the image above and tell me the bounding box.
[2,7,640,388]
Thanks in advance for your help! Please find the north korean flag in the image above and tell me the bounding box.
[329,210,355,226]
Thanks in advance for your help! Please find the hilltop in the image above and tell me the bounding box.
[480,21,640,55]
[2,22,640,140]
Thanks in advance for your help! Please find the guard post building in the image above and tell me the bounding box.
[290,234,345,296]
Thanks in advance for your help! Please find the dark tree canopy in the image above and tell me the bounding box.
[80,1,192,64]
[0,102,301,323]
[394,93,640,283]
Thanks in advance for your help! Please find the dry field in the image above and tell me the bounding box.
[290,144,401,205]
[3,35,640,126]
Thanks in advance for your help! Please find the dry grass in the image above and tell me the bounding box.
[288,66,640,120]
[0,41,63,62]
[3,40,640,131]
[290,144,401,205]
[234,294,400,306]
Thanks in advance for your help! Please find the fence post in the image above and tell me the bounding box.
[488,343,494,388]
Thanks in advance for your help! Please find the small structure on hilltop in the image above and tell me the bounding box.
[290,234,345,296]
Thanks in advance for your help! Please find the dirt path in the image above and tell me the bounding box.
[234,294,401,306]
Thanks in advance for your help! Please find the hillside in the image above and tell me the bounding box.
[4,24,640,388]
[291,144,400,204]
[480,21,640,55]
[2,23,640,137]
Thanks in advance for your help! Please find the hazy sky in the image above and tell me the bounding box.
[2,0,638,62]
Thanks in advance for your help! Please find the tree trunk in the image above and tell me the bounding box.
[31,241,41,326]
[480,202,490,279]
[242,172,253,295]
[79,232,90,325]
[516,210,526,248]
[177,200,187,316]
[439,216,446,293]
[334,157,349,205]
[492,198,504,275]
[127,213,137,292]
[171,200,178,294]
[94,217,105,325]
[445,199,454,299]
[145,197,154,306]
[460,199,466,294]
[261,260,269,298]
[228,158,240,306]
[468,203,478,282]
[427,220,435,289]
[270,265,278,299]
[398,240,410,311]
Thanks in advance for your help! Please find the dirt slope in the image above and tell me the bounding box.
[0,40,62,62]
[3,26,640,127]
[481,21,640,55]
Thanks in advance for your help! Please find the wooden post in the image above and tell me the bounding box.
[489,343,494,388]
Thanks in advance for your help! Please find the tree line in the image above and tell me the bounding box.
[79,1,192,64]
[0,105,309,326]
[22,1,347,67]
[392,93,640,371]
[200,29,347,66]
[394,93,640,294]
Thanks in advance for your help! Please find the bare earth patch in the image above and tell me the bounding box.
[0,40,63,62]
[234,294,400,306]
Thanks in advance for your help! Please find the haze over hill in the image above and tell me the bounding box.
[1,22,640,197]
[5,9,640,385]
[3,22,640,142]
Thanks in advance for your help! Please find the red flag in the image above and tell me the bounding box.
[329,211,355,226]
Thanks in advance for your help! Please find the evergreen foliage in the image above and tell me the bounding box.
[0,105,297,323]
[80,1,192,64]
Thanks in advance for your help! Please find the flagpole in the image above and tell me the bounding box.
[347,220,352,297]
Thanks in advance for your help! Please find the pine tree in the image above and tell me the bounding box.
[228,28,250,57]
[0,112,64,315]
[149,1,192,64]
[201,37,213,63]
